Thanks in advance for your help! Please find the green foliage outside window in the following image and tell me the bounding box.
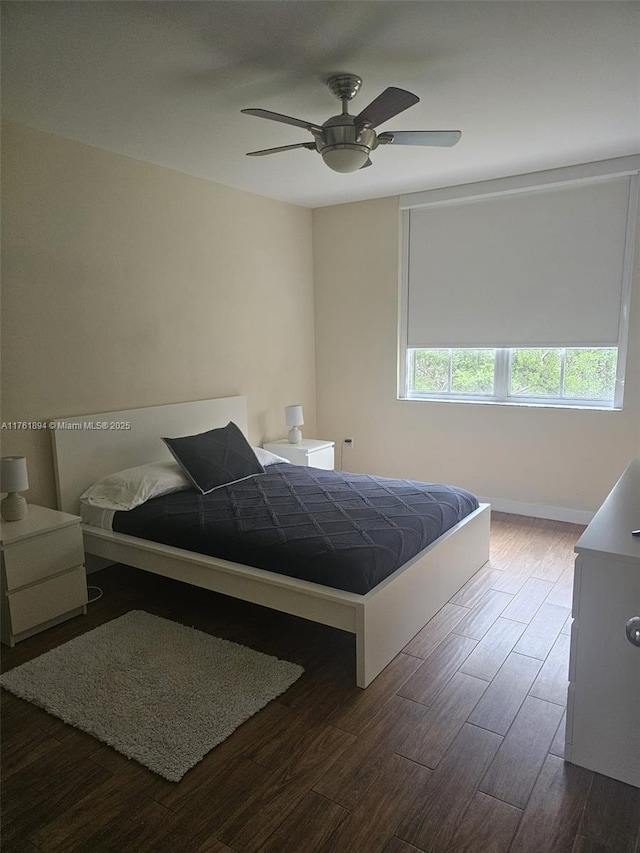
[411,349,449,392]
[451,350,495,394]
[410,348,495,394]
[408,347,617,402]
[510,349,561,397]
[564,348,617,399]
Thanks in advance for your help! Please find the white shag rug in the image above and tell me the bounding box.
[0,610,304,781]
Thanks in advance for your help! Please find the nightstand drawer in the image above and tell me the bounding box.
[7,566,87,635]
[263,440,335,470]
[306,446,334,470]
[2,525,84,591]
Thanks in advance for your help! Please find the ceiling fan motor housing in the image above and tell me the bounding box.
[315,114,377,172]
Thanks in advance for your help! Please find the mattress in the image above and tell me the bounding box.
[111,464,479,595]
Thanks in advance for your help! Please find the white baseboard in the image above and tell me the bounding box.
[479,496,593,526]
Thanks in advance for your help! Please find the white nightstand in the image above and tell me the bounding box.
[1,505,88,647]
[263,439,335,470]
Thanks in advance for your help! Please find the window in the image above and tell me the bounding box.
[399,158,638,409]
[407,347,618,405]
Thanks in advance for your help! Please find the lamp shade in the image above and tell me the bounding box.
[1,456,29,493]
[284,405,304,427]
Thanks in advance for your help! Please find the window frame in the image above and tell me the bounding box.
[398,158,639,411]
[405,347,621,408]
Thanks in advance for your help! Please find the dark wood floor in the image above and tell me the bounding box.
[2,513,639,853]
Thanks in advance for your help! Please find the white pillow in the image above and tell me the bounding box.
[251,447,291,466]
[80,461,192,511]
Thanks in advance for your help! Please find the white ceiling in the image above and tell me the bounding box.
[2,1,639,208]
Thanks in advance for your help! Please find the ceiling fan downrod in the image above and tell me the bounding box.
[318,74,374,172]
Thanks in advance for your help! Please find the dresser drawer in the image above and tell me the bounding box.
[6,566,87,635]
[2,525,84,591]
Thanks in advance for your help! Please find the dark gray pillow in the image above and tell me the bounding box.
[162,421,264,494]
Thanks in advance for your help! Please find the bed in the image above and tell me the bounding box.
[52,396,490,687]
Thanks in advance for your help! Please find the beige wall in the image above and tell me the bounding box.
[3,122,637,517]
[1,123,316,508]
[313,195,640,516]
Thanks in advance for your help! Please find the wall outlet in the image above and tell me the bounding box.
[343,437,354,449]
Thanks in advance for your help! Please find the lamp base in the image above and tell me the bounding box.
[288,426,302,445]
[1,493,28,522]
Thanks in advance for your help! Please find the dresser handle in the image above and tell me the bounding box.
[626,617,640,647]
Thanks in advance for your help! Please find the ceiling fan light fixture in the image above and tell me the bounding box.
[320,145,371,173]
[242,73,461,173]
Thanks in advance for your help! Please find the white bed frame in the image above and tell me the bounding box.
[52,396,490,688]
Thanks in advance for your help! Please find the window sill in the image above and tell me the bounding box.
[399,396,621,412]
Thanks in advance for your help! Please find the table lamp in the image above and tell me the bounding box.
[285,405,304,444]
[1,456,29,521]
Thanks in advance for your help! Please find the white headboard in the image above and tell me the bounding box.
[52,396,248,514]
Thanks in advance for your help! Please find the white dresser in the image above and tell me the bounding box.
[0,505,88,646]
[263,439,335,470]
[566,459,640,788]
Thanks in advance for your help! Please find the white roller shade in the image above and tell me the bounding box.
[406,176,631,348]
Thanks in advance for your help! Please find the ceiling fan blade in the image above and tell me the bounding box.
[355,87,419,129]
[246,142,317,157]
[359,158,373,169]
[377,130,462,147]
[241,108,322,134]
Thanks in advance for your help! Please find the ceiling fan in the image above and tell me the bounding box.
[241,73,461,173]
